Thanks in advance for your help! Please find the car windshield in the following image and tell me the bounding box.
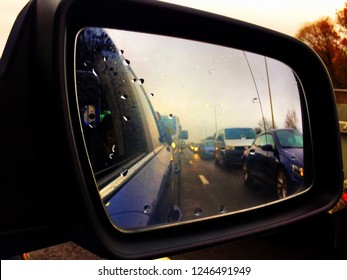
[202,140,215,146]
[225,128,256,140]
[276,130,303,148]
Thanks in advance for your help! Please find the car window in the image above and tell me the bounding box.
[265,133,275,148]
[225,128,256,140]
[254,135,263,147]
[75,28,152,179]
[276,130,303,148]
[202,140,215,146]
[217,130,223,141]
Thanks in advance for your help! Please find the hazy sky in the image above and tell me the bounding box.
[160,0,347,36]
[108,29,302,140]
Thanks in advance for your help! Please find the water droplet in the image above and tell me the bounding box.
[111,144,116,153]
[143,205,151,214]
[138,78,144,85]
[121,50,124,54]
[123,115,130,122]
[109,153,114,159]
[150,93,154,97]
[121,94,128,100]
[132,78,137,83]
[194,208,202,216]
[168,114,174,119]
[219,205,227,214]
[103,57,107,62]
[124,59,130,65]
[120,168,128,177]
[92,68,98,77]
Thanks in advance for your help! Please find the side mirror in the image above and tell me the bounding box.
[0,0,343,259]
[261,144,274,151]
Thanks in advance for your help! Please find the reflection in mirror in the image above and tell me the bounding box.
[75,27,307,232]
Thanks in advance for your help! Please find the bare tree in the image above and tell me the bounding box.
[257,117,273,133]
[284,110,298,129]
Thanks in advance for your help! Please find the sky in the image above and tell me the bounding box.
[107,29,301,141]
[160,0,347,36]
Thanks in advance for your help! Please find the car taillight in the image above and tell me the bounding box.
[342,192,347,202]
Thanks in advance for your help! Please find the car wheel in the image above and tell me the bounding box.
[243,161,254,185]
[276,168,289,199]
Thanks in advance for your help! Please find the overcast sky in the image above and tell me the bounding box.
[107,29,301,140]
[160,0,347,36]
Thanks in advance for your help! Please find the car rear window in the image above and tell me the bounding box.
[276,130,303,148]
[225,128,256,140]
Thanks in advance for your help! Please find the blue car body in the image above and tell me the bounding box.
[199,140,216,159]
[75,28,183,231]
[243,128,304,196]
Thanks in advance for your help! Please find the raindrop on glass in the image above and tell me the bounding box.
[111,144,116,153]
[121,94,128,100]
[124,59,130,65]
[150,93,154,97]
[120,168,128,177]
[168,114,174,119]
[143,205,151,214]
[138,78,144,85]
[123,115,130,122]
[194,208,202,217]
[92,68,98,77]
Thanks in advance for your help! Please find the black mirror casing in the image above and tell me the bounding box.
[0,0,343,259]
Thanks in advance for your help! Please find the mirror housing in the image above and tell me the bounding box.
[0,0,343,259]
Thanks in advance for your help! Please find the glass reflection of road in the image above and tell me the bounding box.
[178,148,278,221]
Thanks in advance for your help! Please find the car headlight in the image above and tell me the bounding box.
[291,164,304,177]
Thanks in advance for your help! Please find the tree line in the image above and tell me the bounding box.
[296,2,347,89]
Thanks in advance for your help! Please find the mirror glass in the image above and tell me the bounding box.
[75,27,307,232]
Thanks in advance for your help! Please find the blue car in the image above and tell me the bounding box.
[75,28,186,231]
[242,129,304,199]
[199,139,216,160]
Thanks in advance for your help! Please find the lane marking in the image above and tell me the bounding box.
[198,174,209,185]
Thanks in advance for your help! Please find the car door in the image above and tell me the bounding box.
[247,134,269,179]
[76,28,179,230]
[262,133,277,184]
